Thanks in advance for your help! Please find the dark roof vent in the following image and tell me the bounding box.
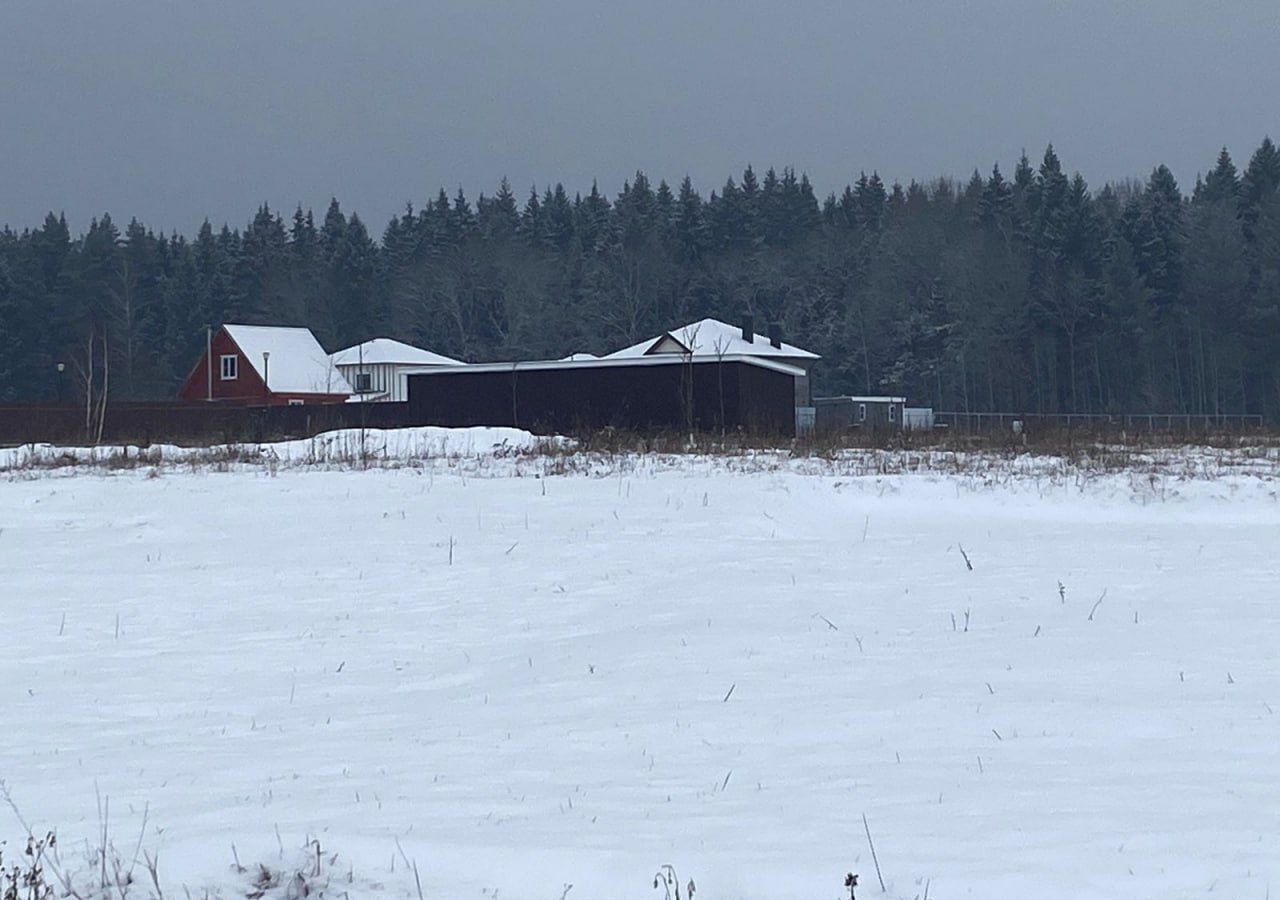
[741,315,755,343]
[768,322,783,349]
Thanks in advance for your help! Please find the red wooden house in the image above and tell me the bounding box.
[178,324,352,405]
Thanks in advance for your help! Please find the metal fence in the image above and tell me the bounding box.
[934,411,1266,433]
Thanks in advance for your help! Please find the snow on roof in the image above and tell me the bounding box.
[815,395,908,404]
[331,338,463,367]
[606,317,820,361]
[560,352,600,361]
[402,352,805,378]
[223,324,353,395]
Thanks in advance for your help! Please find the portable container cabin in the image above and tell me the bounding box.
[813,395,908,431]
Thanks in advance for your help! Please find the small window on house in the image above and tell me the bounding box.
[287,399,304,407]
[858,403,867,423]
[355,372,373,392]
[220,354,238,380]
[889,403,898,422]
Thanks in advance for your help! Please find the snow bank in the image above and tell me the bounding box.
[0,425,565,472]
[263,425,562,462]
[4,426,1279,499]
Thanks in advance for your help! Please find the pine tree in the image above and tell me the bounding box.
[543,184,575,251]
[977,164,1013,232]
[1241,138,1280,208]
[482,178,521,240]
[1197,148,1239,204]
[574,181,613,253]
[519,186,544,246]
[740,165,763,245]
[674,176,709,260]
[1129,165,1186,314]
[236,204,290,325]
[855,173,888,232]
[835,183,858,230]
[793,172,821,235]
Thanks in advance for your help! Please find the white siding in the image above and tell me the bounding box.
[336,362,412,401]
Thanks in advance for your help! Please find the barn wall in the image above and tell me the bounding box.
[0,361,795,446]
[736,362,797,434]
[407,361,796,436]
[178,330,271,404]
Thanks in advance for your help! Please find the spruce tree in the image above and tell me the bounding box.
[1198,148,1239,204]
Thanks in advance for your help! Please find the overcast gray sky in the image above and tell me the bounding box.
[1,0,1276,234]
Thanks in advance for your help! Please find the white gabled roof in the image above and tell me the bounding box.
[223,324,353,395]
[606,317,820,361]
[331,338,463,367]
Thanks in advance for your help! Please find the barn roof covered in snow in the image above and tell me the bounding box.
[223,324,353,395]
[330,338,463,367]
[606,317,819,361]
[404,352,805,378]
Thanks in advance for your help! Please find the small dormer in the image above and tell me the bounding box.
[644,334,693,355]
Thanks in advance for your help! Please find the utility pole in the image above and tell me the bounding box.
[205,324,213,401]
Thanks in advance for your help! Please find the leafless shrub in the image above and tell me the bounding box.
[652,865,693,900]
[3,425,1277,488]
[236,839,360,900]
[1,832,57,900]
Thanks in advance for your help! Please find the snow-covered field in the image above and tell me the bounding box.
[2,430,1278,899]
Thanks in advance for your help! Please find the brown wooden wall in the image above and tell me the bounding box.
[407,360,796,436]
[0,402,418,448]
[0,360,798,447]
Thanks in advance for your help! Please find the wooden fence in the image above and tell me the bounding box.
[0,402,421,448]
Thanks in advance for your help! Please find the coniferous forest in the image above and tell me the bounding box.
[1,140,1278,417]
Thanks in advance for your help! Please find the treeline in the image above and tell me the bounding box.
[1,139,1278,416]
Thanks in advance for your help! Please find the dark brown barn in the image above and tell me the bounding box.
[405,355,802,435]
[606,316,820,407]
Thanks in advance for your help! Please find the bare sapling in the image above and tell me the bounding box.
[861,813,886,892]
[1088,588,1107,621]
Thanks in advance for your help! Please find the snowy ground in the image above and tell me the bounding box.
[2,431,1279,899]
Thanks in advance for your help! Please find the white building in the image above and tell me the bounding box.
[330,338,463,402]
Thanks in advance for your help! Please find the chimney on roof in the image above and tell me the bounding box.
[768,322,783,349]
[741,315,755,343]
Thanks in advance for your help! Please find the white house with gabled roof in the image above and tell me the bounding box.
[330,337,464,402]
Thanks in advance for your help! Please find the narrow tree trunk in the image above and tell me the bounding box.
[1068,329,1078,413]
[95,329,109,444]
[84,332,94,438]
[1093,345,1105,413]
